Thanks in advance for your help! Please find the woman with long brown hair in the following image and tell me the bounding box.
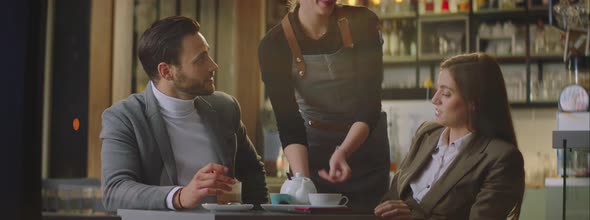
[375,53,524,219]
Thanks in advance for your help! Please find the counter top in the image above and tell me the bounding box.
[118,209,379,220]
[545,177,590,186]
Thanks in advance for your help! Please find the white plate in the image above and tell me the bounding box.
[261,204,347,212]
[201,203,254,212]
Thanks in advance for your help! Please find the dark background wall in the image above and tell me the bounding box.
[0,0,44,219]
[50,0,90,178]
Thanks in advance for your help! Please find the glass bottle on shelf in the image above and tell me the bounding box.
[567,55,590,88]
[382,20,391,56]
[380,0,390,15]
[425,0,435,12]
[399,20,407,56]
[449,0,458,12]
[391,0,402,13]
[389,21,400,56]
[489,0,498,9]
[475,0,487,10]
[458,0,471,11]
[368,0,382,16]
[434,0,442,13]
[442,0,450,12]
[408,20,417,56]
[399,0,411,12]
[499,0,509,9]
[534,20,546,54]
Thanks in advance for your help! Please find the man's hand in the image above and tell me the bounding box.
[174,163,235,209]
[318,147,352,183]
[374,200,412,220]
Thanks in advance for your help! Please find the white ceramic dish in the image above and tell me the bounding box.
[261,204,346,212]
[201,203,254,212]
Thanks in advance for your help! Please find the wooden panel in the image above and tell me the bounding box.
[112,0,133,103]
[42,0,55,179]
[199,0,217,61]
[159,0,177,18]
[215,0,237,95]
[134,0,157,92]
[87,0,114,178]
[234,0,264,147]
[180,0,197,18]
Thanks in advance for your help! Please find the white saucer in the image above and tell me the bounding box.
[201,203,254,212]
[261,204,347,212]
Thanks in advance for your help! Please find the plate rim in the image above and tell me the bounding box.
[261,204,347,209]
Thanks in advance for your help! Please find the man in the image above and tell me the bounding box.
[100,16,268,211]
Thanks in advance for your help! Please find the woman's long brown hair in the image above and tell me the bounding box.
[440,53,518,148]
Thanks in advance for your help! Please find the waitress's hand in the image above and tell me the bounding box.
[374,200,412,220]
[318,147,351,183]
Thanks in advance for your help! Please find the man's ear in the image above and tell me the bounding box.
[157,62,173,81]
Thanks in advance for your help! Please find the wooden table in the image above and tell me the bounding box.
[118,209,380,220]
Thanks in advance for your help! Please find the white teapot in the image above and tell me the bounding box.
[280,172,317,204]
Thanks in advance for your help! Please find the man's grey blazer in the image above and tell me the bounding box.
[100,84,268,211]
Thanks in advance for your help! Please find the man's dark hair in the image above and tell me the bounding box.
[137,16,200,81]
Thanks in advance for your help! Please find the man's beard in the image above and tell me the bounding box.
[173,70,214,96]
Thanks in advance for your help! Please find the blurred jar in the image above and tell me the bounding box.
[382,20,391,56]
[557,149,590,177]
[530,152,546,188]
[368,0,382,15]
[567,56,590,89]
[457,0,470,11]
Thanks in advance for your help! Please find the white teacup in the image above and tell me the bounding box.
[308,193,349,206]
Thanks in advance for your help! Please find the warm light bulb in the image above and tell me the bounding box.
[370,0,382,6]
[395,0,403,3]
[72,117,80,132]
[348,0,358,5]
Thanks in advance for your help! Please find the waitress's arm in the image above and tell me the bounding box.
[351,8,384,135]
[336,122,370,158]
[318,122,369,182]
[259,33,310,177]
[283,144,310,177]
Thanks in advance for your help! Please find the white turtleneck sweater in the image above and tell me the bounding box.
[151,82,220,209]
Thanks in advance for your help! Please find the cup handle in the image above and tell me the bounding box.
[339,196,349,206]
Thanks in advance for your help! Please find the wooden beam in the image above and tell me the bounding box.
[112,0,133,103]
[215,0,237,96]
[234,0,264,148]
[88,0,114,178]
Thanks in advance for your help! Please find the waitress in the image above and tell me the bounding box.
[259,0,390,209]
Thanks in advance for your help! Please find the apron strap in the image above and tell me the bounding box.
[335,6,354,48]
[281,15,306,77]
[280,4,354,78]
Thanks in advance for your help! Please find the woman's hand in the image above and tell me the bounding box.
[374,200,412,220]
[318,147,352,183]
